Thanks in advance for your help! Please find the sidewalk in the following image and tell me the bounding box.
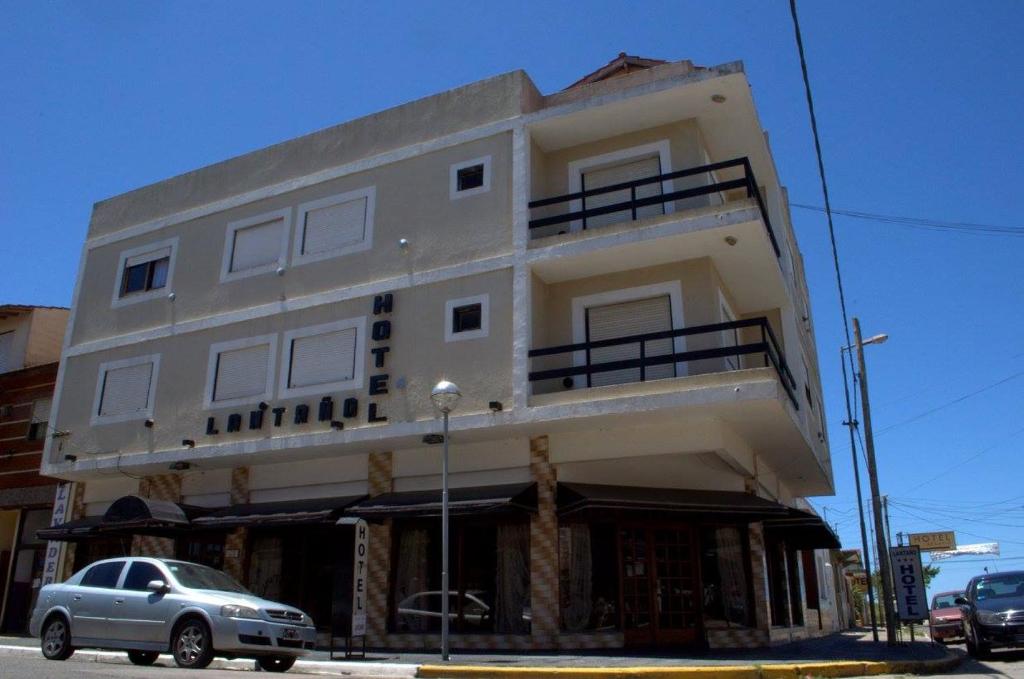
[0,629,960,678]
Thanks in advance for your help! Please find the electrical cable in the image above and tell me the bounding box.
[790,203,1024,238]
[902,424,1024,493]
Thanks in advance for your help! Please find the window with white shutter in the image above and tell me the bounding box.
[0,331,15,374]
[293,187,375,265]
[586,295,674,387]
[279,319,366,398]
[111,237,179,308]
[582,156,663,229]
[221,209,290,282]
[214,345,270,402]
[92,355,160,424]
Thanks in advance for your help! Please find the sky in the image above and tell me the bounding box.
[2,1,1022,600]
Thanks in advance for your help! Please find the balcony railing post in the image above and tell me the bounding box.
[630,185,637,221]
[761,322,769,368]
[639,338,646,382]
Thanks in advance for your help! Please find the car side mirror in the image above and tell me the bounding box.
[147,580,169,594]
[954,596,968,606]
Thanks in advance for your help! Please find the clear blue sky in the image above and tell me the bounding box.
[2,1,1022,598]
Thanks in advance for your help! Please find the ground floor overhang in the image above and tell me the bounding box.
[349,483,537,520]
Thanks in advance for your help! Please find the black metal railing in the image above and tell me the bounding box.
[528,316,798,408]
[528,157,780,257]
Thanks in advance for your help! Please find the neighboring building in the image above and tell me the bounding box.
[42,54,840,650]
[0,304,69,632]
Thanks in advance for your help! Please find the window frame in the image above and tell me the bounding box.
[278,317,366,399]
[219,207,292,283]
[90,354,161,426]
[444,294,490,343]
[449,156,492,200]
[291,186,376,267]
[110,237,179,309]
[203,334,278,410]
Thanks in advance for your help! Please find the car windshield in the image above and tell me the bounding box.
[972,574,1024,605]
[932,593,961,609]
[164,561,249,594]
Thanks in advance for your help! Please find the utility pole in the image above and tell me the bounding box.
[839,346,878,640]
[854,317,897,646]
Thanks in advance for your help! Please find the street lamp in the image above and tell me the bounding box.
[430,380,461,661]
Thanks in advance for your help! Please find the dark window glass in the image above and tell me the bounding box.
[81,560,126,588]
[699,526,752,627]
[122,263,150,294]
[164,560,248,593]
[121,256,170,297]
[452,304,482,333]
[27,422,47,441]
[456,164,484,192]
[122,561,165,591]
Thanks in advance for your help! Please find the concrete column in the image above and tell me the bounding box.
[365,452,392,647]
[222,467,250,581]
[748,522,771,633]
[131,474,182,557]
[528,435,559,648]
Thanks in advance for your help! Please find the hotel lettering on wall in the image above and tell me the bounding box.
[204,293,395,438]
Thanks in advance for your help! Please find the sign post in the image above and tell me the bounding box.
[891,545,927,622]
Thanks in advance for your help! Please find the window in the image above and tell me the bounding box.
[444,294,489,342]
[205,335,276,409]
[293,187,375,266]
[122,561,165,591]
[81,560,126,588]
[699,526,752,627]
[27,398,51,441]
[220,208,290,282]
[279,318,365,399]
[559,522,619,632]
[0,331,14,374]
[111,238,178,308]
[449,156,492,199]
[91,355,160,425]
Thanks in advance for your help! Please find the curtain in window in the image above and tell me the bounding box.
[494,523,530,633]
[561,524,594,632]
[714,526,749,626]
[394,527,429,632]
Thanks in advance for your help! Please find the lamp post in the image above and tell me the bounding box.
[850,318,896,645]
[430,380,461,661]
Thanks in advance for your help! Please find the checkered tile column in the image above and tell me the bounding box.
[529,435,559,649]
[749,522,771,633]
[223,467,250,581]
[365,452,393,646]
[59,482,87,580]
[131,473,182,557]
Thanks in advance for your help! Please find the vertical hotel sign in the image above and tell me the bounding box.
[891,544,928,622]
[351,519,368,637]
[42,482,72,586]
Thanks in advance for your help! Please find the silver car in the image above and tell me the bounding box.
[29,557,316,672]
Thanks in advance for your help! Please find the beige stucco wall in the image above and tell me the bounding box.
[54,267,513,463]
[0,316,31,372]
[25,308,69,367]
[72,133,512,346]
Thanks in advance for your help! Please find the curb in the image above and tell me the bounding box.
[417,653,961,679]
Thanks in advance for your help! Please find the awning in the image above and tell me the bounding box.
[36,495,207,541]
[37,516,104,542]
[192,495,366,529]
[763,508,841,550]
[557,482,794,520]
[348,483,537,519]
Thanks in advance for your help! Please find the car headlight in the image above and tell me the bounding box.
[976,610,1004,625]
[220,605,260,619]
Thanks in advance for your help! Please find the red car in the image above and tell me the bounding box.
[929,590,964,643]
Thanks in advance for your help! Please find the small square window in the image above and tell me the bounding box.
[452,304,482,334]
[27,421,47,441]
[456,165,484,192]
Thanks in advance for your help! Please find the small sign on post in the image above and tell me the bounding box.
[891,545,928,622]
[908,531,956,552]
[331,517,369,659]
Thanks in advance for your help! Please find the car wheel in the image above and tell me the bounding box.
[257,655,297,672]
[172,618,214,669]
[40,615,74,661]
[127,649,160,666]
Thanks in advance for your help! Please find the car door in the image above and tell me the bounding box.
[69,560,126,641]
[109,560,176,644]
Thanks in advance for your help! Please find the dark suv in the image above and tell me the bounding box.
[957,570,1024,658]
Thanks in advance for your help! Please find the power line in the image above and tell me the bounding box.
[902,424,1024,493]
[790,203,1024,238]
[887,503,1024,546]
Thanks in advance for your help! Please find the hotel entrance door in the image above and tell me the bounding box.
[620,525,700,647]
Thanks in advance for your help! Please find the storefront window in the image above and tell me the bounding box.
[392,519,530,634]
[699,525,752,628]
[177,531,225,570]
[559,522,619,632]
[72,535,132,573]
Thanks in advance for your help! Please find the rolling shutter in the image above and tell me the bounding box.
[289,328,357,388]
[99,362,154,417]
[125,246,172,268]
[302,197,367,256]
[214,344,270,402]
[231,219,283,272]
[586,295,674,387]
[0,332,13,373]
[582,156,663,229]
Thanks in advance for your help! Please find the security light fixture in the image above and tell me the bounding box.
[169,461,191,471]
[430,380,462,414]
[64,454,77,462]
[422,433,444,445]
[181,439,195,449]
[711,94,727,103]
[144,418,155,428]
[331,420,344,430]
[724,235,738,246]
[488,401,503,412]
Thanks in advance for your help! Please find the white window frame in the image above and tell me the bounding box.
[566,140,674,233]
[278,317,367,399]
[219,207,292,283]
[449,155,492,200]
[203,334,278,410]
[110,237,179,309]
[291,186,375,267]
[570,281,686,389]
[444,294,490,343]
[718,289,741,371]
[90,354,161,425]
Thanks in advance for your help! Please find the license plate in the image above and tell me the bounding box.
[283,628,298,639]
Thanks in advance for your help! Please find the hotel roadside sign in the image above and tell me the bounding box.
[891,545,928,622]
[908,531,956,552]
